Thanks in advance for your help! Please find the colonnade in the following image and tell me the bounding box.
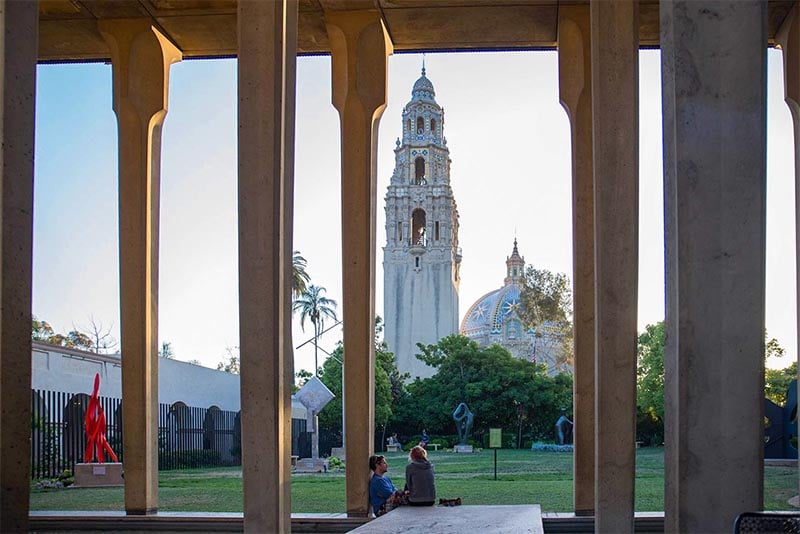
[0,1,792,533]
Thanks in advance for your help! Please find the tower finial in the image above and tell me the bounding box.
[422,53,426,76]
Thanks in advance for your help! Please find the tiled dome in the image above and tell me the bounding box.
[460,283,523,335]
[411,67,436,103]
[460,240,527,335]
[459,240,570,376]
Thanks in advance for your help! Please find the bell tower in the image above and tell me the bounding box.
[383,66,461,379]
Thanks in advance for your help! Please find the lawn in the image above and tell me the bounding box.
[29,448,799,513]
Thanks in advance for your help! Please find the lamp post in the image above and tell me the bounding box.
[514,400,524,449]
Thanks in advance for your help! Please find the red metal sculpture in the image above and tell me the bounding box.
[83,373,119,463]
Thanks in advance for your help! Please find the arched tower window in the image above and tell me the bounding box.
[431,118,437,134]
[435,221,440,241]
[407,119,411,132]
[397,221,403,241]
[414,157,425,184]
[411,209,426,246]
[416,116,424,134]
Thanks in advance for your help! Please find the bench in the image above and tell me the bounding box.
[428,443,440,451]
[386,444,400,452]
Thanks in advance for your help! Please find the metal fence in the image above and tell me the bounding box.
[31,389,258,479]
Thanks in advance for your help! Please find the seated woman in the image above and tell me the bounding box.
[404,445,436,506]
[368,455,406,516]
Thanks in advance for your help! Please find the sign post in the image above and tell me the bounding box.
[489,428,502,480]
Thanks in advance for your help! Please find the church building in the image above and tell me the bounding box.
[460,240,568,376]
[383,67,461,380]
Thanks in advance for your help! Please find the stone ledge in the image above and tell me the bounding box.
[30,511,369,533]
[30,510,670,533]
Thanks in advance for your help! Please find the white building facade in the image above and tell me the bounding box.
[383,67,461,379]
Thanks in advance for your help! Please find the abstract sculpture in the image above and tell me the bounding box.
[453,402,474,446]
[83,373,118,463]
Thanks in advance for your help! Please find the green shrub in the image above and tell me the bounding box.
[327,456,345,470]
[159,449,222,470]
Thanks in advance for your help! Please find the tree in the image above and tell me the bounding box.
[82,317,118,354]
[637,322,665,422]
[766,361,797,406]
[292,251,311,299]
[216,346,240,374]
[32,317,55,342]
[635,322,790,445]
[32,315,119,353]
[636,322,665,445]
[317,317,407,451]
[765,333,793,405]
[292,284,338,375]
[392,334,573,444]
[518,267,574,371]
[66,330,94,351]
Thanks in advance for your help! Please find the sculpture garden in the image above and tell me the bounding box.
[30,447,798,513]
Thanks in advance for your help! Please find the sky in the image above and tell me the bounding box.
[32,49,797,374]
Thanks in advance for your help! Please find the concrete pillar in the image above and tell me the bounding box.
[590,1,638,532]
[325,10,392,517]
[98,19,181,515]
[237,1,298,532]
[0,2,37,531]
[777,2,800,504]
[661,2,767,532]
[557,4,595,517]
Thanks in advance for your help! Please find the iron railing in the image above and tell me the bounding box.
[30,389,311,479]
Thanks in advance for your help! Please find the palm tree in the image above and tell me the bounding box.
[292,251,311,299]
[292,284,338,375]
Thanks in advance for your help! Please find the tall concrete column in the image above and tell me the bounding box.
[0,2,37,532]
[326,10,392,517]
[777,2,800,503]
[590,1,638,532]
[662,2,767,532]
[98,20,181,515]
[557,4,595,517]
[237,1,298,532]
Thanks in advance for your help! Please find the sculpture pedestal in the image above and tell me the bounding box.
[453,445,474,453]
[294,458,329,473]
[73,462,124,487]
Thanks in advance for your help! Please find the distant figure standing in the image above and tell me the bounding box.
[405,445,436,506]
[420,428,430,448]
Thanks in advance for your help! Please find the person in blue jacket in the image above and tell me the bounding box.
[369,455,406,516]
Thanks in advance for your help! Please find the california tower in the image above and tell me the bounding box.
[383,67,461,379]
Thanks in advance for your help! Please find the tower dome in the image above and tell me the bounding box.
[461,241,525,338]
[411,66,437,103]
[459,240,568,376]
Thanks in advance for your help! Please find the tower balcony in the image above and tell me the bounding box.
[408,236,427,255]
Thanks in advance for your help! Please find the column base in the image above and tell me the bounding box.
[126,508,159,516]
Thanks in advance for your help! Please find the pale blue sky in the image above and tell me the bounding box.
[32,49,797,373]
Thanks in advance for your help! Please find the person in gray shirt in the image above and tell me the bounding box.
[405,445,436,506]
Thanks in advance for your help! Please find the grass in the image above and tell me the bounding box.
[29,448,799,513]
